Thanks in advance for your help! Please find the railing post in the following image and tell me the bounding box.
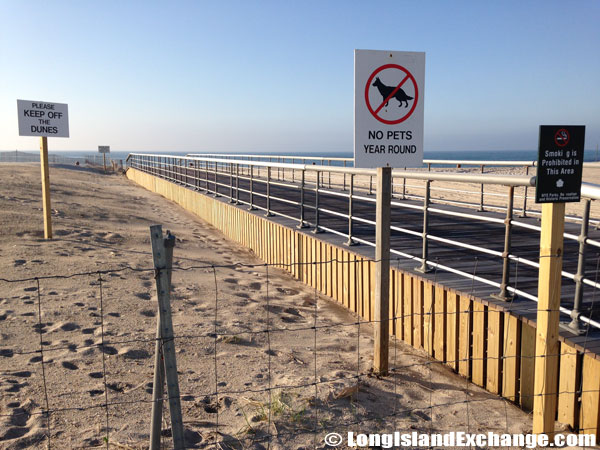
[479,165,485,212]
[328,160,331,188]
[369,175,373,195]
[345,174,356,246]
[204,161,209,192]
[265,167,273,216]
[312,172,322,234]
[492,186,515,301]
[533,202,565,437]
[229,163,235,203]
[415,180,432,273]
[249,165,256,210]
[520,165,530,218]
[343,160,347,191]
[292,159,295,183]
[235,164,240,204]
[567,198,590,335]
[402,168,406,199]
[374,167,391,375]
[214,161,220,197]
[297,169,308,228]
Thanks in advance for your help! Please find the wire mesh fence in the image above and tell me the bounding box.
[1,234,599,449]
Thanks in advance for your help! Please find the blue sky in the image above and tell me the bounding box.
[1,1,599,154]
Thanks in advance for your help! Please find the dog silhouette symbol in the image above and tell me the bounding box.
[372,77,413,107]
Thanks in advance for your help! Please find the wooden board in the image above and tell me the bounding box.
[502,313,521,403]
[433,285,446,363]
[557,343,580,430]
[423,282,435,356]
[579,354,600,436]
[520,322,537,411]
[472,300,486,387]
[446,293,459,371]
[458,295,472,378]
[486,305,503,395]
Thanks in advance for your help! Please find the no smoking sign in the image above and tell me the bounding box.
[355,50,425,169]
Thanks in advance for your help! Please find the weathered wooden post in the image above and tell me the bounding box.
[39,137,52,239]
[374,167,391,374]
[149,225,185,449]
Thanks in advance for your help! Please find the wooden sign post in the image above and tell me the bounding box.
[17,100,69,240]
[533,202,565,436]
[533,125,585,436]
[374,167,391,374]
[40,137,52,239]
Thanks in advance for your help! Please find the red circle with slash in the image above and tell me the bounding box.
[554,128,570,147]
[365,64,419,125]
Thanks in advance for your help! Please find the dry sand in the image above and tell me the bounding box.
[0,163,573,449]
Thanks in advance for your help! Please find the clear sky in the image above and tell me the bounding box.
[1,1,599,154]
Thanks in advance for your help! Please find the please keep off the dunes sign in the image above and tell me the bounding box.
[17,100,69,138]
[354,49,425,168]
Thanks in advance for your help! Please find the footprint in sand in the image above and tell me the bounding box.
[61,361,78,370]
[0,399,45,444]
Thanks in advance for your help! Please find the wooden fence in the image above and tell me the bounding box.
[126,167,600,437]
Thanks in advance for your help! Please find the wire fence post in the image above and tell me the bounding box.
[149,225,185,450]
[533,202,565,437]
[374,167,391,374]
[249,165,256,210]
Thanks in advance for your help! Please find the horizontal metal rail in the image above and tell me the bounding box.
[127,153,600,331]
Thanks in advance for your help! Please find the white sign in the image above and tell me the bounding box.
[17,100,69,138]
[354,50,425,168]
[98,146,110,154]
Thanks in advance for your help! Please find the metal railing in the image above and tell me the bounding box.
[127,153,600,332]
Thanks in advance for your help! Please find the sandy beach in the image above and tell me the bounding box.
[0,163,579,449]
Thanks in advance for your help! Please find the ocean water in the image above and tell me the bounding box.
[11,148,600,166]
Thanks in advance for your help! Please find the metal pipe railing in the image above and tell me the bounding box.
[127,153,600,330]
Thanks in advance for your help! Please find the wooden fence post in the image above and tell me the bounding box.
[374,167,391,375]
[149,225,185,450]
[533,202,565,436]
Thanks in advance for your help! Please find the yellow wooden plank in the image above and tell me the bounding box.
[349,254,357,313]
[389,268,396,337]
[557,343,580,430]
[370,260,375,322]
[579,354,600,437]
[502,313,521,403]
[362,259,370,320]
[472,300,486,387]
[403,275,413,345]
[433,286,446,362]
[413,279,423,349]
[486,305,503,395]
[458,295,472,378]
[395,271,403,339]
[446,293,459,371]
[423,282,434,356]
[520,322,536,411]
